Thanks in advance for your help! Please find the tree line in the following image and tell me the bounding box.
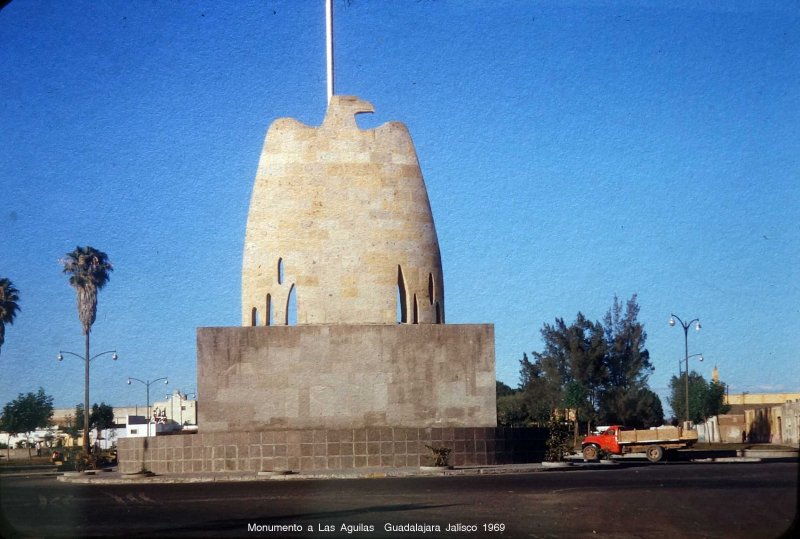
[499,294,730,434]
[0,387,116,459]
[667,371,729,424]
[498,295,662,433]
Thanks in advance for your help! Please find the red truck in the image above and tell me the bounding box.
[581,425,698,463]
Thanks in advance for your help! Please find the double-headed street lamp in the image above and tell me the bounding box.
[57,349,118,454]
[127,377,168,436]
[669,314,701,423]
[678,353,704,377]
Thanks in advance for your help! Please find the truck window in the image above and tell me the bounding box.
[605,428,616,436]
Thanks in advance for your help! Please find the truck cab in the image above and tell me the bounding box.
[581,426,624,459]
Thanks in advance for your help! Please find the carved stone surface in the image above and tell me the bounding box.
[242,95,444,326]
[197,324,496,432]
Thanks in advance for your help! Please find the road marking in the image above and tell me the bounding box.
[138,492,157,504]
[102,492,158,505]
[104,492,127,504]
[37,495,74,507]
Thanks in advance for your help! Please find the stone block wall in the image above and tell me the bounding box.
[198,324,496,431]
[117,427,547,474]
[242,95,444,326]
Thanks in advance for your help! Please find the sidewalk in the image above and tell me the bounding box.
[55,461,601,484]
[54,448,799,485]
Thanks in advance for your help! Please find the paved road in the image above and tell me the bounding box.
[1,461,796,538]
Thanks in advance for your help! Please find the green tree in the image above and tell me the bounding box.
[61,246,113,454]
[90,402,115,443]
[528,312,607,432]
[0,388,54,459]
[71,404,85,431]
[513,295,662,432]
[600,295,655,425]
[670,373,730,423]
[497,392,529,427]
[496,380,530,427]
[626,387,664,428]
[705,380,730,419]
[518,353,558,426]
[0,278,21,356]
[495,380,516,398]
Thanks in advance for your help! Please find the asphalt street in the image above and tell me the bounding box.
[1,461,797,538]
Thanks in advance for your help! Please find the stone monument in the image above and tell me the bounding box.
[198,95,496,433]
[242,95,444,327]
[117,6,546,474]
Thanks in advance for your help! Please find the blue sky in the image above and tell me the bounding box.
[1,0,798,414]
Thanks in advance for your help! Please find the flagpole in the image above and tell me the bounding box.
[326,0,334,103]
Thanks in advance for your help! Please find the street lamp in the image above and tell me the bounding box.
[127,377,168,436]
[669,314,701,423]
[678,353,704,377]
[57,349,118,454]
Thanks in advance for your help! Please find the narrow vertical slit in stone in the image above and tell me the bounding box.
[397,265,408,324]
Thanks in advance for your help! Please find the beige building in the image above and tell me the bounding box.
[716,392,800,445]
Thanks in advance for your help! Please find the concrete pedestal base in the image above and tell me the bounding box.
[197,324,497,431]
[117,427,547,474]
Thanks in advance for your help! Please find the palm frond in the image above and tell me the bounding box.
[61,246,113,334]
[0,278,21,325]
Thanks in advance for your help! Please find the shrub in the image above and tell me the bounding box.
[545,417,571,462]
[424,444,452,467]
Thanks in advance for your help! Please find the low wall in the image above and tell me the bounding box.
[117,427,546,474]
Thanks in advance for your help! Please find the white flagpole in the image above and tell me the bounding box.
[326,0,334,103]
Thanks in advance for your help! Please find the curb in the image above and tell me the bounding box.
[0,471,63,479]
[54,461,628,484]
[49,451,795,485]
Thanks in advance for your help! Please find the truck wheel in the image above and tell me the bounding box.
[646,445,664,463]
[582,445,599,461]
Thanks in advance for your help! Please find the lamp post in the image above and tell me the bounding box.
[127,377,168,436]
[678,353,704,377]
[669,314,701,423]
[57,349,118,454]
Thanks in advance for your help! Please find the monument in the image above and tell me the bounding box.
[199,94,495,434]
[118,3,544,474]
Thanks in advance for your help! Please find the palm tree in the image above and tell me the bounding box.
[61,246,113,454]
[0,278,21,356]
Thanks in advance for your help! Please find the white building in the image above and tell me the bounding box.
[46,390,198,443]
[151,390,198,430]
